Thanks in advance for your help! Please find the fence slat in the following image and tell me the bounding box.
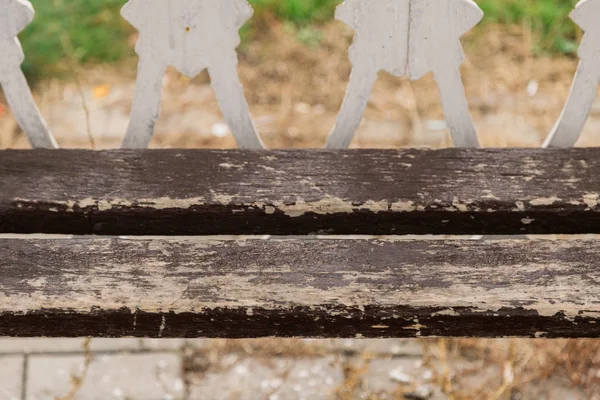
[120,0,264,149]
[327,0,482,149]
[2,149,600,236]
[0,0,57,149]
[1,237,598,338]
[544,0,600,148]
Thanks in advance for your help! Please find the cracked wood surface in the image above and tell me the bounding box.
[1,238,599,338]
[1,149,600,235]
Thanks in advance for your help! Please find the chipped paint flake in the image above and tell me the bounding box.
[390,201,417,212]
[530,196,561,206]
[359,200,389,213]
[481,190,500,200]
[583,193,599,209]
[158,315,166,337]
[432,309,460,317]
[452,197,469,212]
[264,206,276,215]
[514,201,525,211]
[219,163,245,169]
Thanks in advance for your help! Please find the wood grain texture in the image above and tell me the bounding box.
[1,149,600,235]
[1,237,598,338]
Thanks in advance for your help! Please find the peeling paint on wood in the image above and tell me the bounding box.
[1,149,600,235]
[1,238,599,338]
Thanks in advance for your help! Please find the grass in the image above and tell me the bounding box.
[478,0,580,54]
[19,0,583,80]
[251,0,339,24]
[22,0,131,80]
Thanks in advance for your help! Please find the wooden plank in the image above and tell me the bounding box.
[1,237,599,338]
[1,149,600,235]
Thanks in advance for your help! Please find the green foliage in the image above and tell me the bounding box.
[477,0,580,54]
[17,0,585,80]
[21,0,131,80]
[250,0,340,24]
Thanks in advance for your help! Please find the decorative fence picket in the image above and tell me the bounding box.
[326,0,483,149]
[120,0,264,149]
[544,0,600,148]
[3,0,600,149]
[0,0,56,148]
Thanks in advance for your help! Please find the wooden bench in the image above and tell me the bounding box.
[1,149,599,338]
[1,1,600,339]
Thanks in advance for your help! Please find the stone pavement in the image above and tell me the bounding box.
[0,339,186,400]
[0,338,593,400]
[0,338,438,400]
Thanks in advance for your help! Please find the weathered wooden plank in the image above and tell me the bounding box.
[1,238,599,338]
[1,149,600,235]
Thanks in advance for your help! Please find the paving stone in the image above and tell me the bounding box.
[0,339,86,354]
[449,361,502,395]
[0,339,147,355]
[188,356,343,400]
[518,380,587,400]
[26,353,184,400]
[354,357,432,399]
[139,339,188,351]
[87,338,143,352]
[182,339,424,363]
[0,355,24,400]
[303,339,425,357]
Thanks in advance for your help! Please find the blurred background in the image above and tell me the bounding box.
[1,0,600,399]
[3,0,600,149]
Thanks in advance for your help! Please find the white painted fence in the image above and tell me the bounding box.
[0,0,56,148]
[0,0,598,150]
